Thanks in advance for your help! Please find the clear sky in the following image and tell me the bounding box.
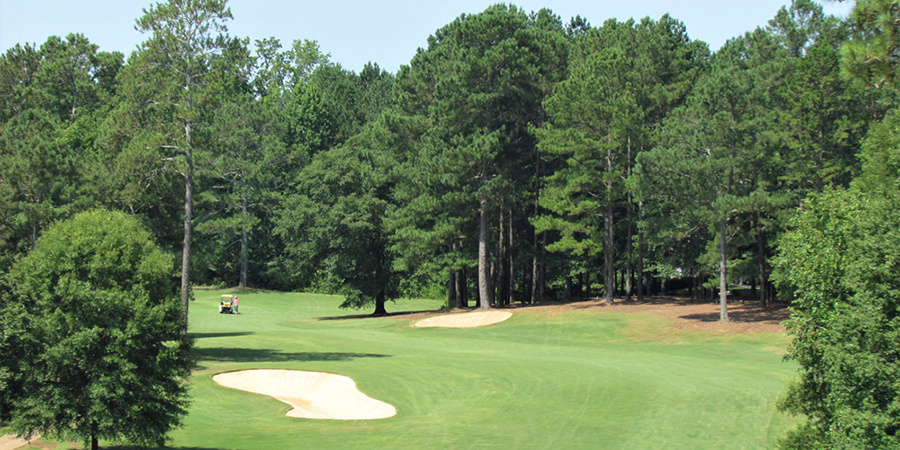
[0,0,853,74]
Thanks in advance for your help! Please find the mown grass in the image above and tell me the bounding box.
[134,290,794,449]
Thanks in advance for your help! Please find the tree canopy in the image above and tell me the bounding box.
[1,209,192,450]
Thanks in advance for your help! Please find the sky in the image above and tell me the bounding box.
[0,0,854,74]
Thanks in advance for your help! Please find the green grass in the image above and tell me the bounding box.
[156,290,795,448]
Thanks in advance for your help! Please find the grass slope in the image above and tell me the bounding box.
[159,290,795,449]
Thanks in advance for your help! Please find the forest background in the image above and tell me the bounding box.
[0,0,897,317]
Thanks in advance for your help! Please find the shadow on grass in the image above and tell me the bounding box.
[193,347,390,363]
[317,309,443,321]
[189,332,255,340]
[107,447,226,450]
[678,306,790,324]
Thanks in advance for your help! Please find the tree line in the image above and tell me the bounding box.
[0,0,896,318]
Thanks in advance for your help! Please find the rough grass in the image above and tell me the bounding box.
[120,290,795,449]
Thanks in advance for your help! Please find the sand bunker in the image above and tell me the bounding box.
[212,369,396,420]
[414,310,513,328]
[0,434,31,450]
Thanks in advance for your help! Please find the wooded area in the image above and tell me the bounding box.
[0,0,896,318]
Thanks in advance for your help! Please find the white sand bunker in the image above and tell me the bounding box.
[212,369,396,420]
[414,310,513,328]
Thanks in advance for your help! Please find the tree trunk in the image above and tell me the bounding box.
[539,232,546,302]
[460,266,468,307]
[498,207,509,306]
[691,271,699,302]
[605,154,615,305]
[91,434,98,450]
[448,265,457,309]
[239,195,248,289]
[31,220,38,250]
[459,267,469,308]
[719,216,729,322]
[521,265,528,306]
[448,243,457,308]
[531,229,541,304]
[637,202,645,302]
[584,271,591,299]
[757,228,769,309]
[508,208,514,305]
[373,291,387,316]
[625,139,633,302]
[625,203,633,302]
[478,199,492,309]
[181,119,194,324]
[531,144,543,305]
[718,165,733,322]
[490,260,497,305]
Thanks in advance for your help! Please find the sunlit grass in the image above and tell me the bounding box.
[127,290,794,449]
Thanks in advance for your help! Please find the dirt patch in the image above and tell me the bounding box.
[609,297,789,334]
[393,296,789,335]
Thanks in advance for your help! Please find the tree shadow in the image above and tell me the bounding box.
[317,309,442,321]
[192,347,390,364]
[189,332,255,340]
[679,306,790,324]
[108,446,227,450]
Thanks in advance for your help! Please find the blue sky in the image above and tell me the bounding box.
[0,0,853,74]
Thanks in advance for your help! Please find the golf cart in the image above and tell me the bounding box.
[219,295,237,314]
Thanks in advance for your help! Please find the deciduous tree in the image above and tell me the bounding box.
[774,189,900,448]
[275,121,398,315]
[2,210,191,450]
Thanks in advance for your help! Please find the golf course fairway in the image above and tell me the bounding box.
[163,289,796,449]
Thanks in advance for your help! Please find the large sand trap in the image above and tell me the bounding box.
[212,369,396,420]
[413,310,513,328]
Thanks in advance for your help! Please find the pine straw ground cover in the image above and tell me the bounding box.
[18,291,797,449]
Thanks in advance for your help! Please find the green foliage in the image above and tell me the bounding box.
[390,5,569,303]
[773,188,900,448]
[769,1,872,193]
[0,33,123,271]
[120,0,235,311]
[0,289,36,422]
[286,64,362,160]
[855,108,900,192]
[2,209,192,449]
[0,43,40,122]
[195,90,286,288]
[275,121,398,314]
[841,0,900,88]
[537,16,707,302]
